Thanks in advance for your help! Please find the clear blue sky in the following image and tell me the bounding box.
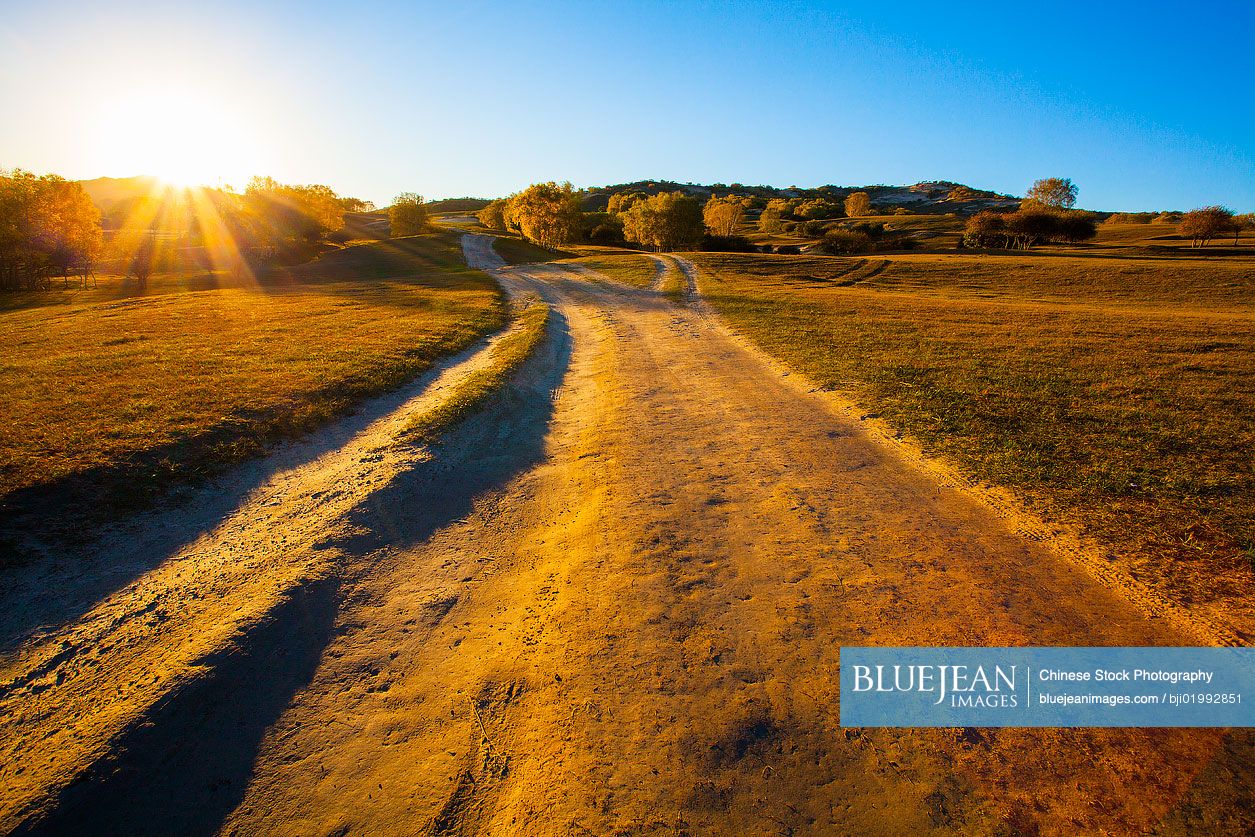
[2,0,1251,211]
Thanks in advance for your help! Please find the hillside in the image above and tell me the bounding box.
[581,179,1020,215]
[77,175,163,212]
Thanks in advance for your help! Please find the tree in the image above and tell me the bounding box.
[389,192,430,237]
[963,211,1008,248]
[702,195,746,237]
[758,205,785,234]
[607,192,647,214]
[1178,206,1233,247]
[128,233,156,291]
[244,176,346,249]
[1025,177,1078,209]
[338,196,375,213]
[0,169,103,290]
[820,228,872,255]
[1231,212,1254,246]
[796,198,841,220]
[1056,212,1098,244]
[477,199,508,231]
[844,191,871,218]
[622,191,704,251]
[506,182,581,248]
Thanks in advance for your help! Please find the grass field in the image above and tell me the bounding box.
[571,252,660,288]
[490,235,571,265]
[691,250,1255,636]
[0,232,505,558]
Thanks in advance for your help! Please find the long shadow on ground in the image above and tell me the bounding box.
[14,309,571,836]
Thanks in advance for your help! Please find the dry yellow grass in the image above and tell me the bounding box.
[0,232,504,557]
[569,252,660,288]
[692,250,1255,636]
[403,299,549,441]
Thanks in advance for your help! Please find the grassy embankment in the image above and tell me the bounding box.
[404,300,549,441]
[0,231,506,559]
[691,250,1255,636]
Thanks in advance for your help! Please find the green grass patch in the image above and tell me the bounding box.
[404,300,549,442]
[691,250,1255,628]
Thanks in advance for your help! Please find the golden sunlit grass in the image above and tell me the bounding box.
[692,250,1255,634]
[0,231,504,557]
[571,253,660,288]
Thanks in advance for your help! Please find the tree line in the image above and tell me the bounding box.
[0,170,102,290]
[478,175,1250,256]
[0,168,388,291]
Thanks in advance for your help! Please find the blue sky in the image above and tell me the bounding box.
[1,0,1251,210]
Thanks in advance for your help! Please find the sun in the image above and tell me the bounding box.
[90,86,262,188]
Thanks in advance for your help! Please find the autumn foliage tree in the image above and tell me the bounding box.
[389,193,430,237]
[1233,213,1255,245]
[505,182,582,249]
[964,207,1097,249]
[0,169,102,290]
[476,199,508,231]
[243,176,346,250]
[844,191,871,218]
[621,191,704,251]
[758,205,785,234]
[1178,206,1234,247]
[1025,177,1078,209]
[607,192,648,214]
[702,194,747,237]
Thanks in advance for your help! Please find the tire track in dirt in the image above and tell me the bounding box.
[673,254,1242,648]
[216,238,1248,835]
[0,256,547,833]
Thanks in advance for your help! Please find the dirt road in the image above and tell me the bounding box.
[2,236,1249,834]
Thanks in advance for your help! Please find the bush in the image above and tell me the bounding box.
[701,234,757,252]
[819,229,873,255]
[775,244,801,255]
[589,223,624,245]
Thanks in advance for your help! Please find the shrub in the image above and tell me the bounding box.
[820,229,873,255]
[701,234,756,252]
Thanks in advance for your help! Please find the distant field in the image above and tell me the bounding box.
[691,250,1255,635]
[0,232,505,557]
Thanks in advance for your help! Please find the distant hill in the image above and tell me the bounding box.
[425,197,491,213]
[581,180,1020,215]
[77,176,162,212]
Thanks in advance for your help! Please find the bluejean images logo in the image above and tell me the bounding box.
[840,647,1253,728]
[852,661,1020,708]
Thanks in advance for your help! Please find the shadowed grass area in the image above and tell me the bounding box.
[0,231,505,557]
[404,300,549,441]
[490,235,571,265]
[692,250,1255,635]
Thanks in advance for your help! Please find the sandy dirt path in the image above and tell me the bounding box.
[0,254,538,833]
[6,236,1249,834]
